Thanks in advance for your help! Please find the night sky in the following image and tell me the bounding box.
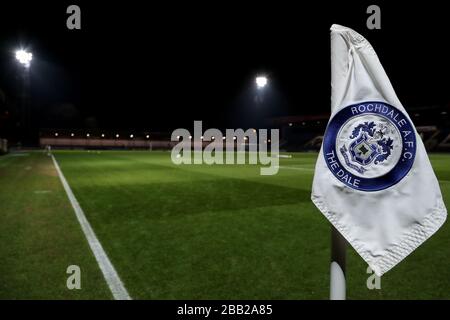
[0,1,449,134]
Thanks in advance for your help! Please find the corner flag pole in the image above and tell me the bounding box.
[330,226,346,300]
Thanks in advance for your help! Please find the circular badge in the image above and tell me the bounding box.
[323,101,416,191]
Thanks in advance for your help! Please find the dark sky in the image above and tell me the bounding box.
[0,1,449,132]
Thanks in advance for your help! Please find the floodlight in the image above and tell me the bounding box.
[255,76,267,89]
[15,49,33,67]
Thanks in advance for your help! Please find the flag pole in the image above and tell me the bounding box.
[330,226,346,300]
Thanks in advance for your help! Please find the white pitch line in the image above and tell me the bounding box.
[276,165,314,172]
[51,155,131,300]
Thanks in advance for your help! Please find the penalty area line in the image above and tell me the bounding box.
[51,155,131,300]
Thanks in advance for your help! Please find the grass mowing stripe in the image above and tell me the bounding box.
[51,155,131,300]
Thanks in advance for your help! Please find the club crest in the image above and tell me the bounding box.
[338,121,395,175]
[323,102,416,191]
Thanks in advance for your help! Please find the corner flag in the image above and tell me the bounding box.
[312,24,447,277]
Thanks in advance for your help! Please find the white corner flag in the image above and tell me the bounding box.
[312,24,447,277]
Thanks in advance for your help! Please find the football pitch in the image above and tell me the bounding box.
[0,150,449,299]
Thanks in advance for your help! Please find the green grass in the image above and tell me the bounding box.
[0,150,449,299]
[0,152,111,299]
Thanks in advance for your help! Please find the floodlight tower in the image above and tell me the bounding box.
[255,75,268,104]
[15,49,33,145]
[253,75,269,129]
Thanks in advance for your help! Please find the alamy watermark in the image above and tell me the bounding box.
[66,5,81,30]
[66,265,81,290]
[171,121,279,175]
[366,266,381,290]
[366,5,381,30]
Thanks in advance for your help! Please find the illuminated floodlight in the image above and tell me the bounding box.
[54,133,58,137]
[116,134,120,138]
[130,134,134,138]
[201,136,204,140]
[146,134,150,139]
[15,49,33,67]
[189,136,192,139]
[86,133,90,137]
[101,133,105,138]
[255,76,267,89]
[71,133,74,137]
[222,137,226,140]
[233,136,237,140]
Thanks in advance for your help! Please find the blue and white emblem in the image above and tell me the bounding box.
[323,102,416,191]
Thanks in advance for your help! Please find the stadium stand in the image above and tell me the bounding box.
[36,105,449,152]
[39,130,246,150]
[39,130,171,150]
